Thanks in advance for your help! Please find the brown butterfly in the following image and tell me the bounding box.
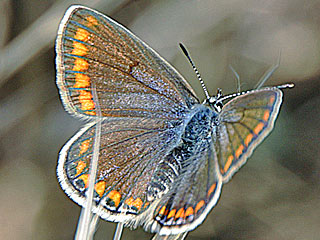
[56,5,293,236]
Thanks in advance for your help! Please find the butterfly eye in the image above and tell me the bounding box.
[213,101,223,112]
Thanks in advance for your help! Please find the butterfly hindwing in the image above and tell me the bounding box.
[57,117,185,222]
[56,5,199,119]
[215,88,283,182]
[149,141,222,235]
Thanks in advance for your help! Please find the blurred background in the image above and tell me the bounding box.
[0,0,319,239]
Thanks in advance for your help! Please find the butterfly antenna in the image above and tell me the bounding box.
[179,43,210,100]
[276,83,295,89]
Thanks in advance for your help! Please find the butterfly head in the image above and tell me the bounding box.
[203,88,224,113]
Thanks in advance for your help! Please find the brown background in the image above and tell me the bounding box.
[0,0,319,239]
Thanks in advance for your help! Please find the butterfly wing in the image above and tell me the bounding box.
[57,117,185,222]
[214,88,283,182]
[56,5,199,119]
[141,122,222,235]
[56,5,201,224]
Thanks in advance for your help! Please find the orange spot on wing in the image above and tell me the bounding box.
[95,181,106,197]
[78,174,89,188]
[269,95,275,105]
[143,202,150,209]
[132,198,143,210]
[74,74,90,88]
[76,160,86,175]
[80,139,91,155]
[86,16,98,26]
[107,190,121,207]
[72,58,89,71]
[254,122,265,135]
[167,209,176,219]
[235,145,244,158]
[175,208,185,219]
[71,42,88,56]
[195,200,205,213]
[85,111,96,116]
[79,90,94,111]
[185,207,194,218]
[263,110,270,122]
[207,183,217,198]
[224,155,234,172]
[125,197,142,210]
[74,28,90,41]
[125,197,134,205]
[159,206,166,215]
[245,133,253,146]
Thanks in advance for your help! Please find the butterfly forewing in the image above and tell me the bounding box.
[215,88,283,182]
[56,6,199,119]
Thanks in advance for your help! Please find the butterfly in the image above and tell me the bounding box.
[56,5,293,236]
